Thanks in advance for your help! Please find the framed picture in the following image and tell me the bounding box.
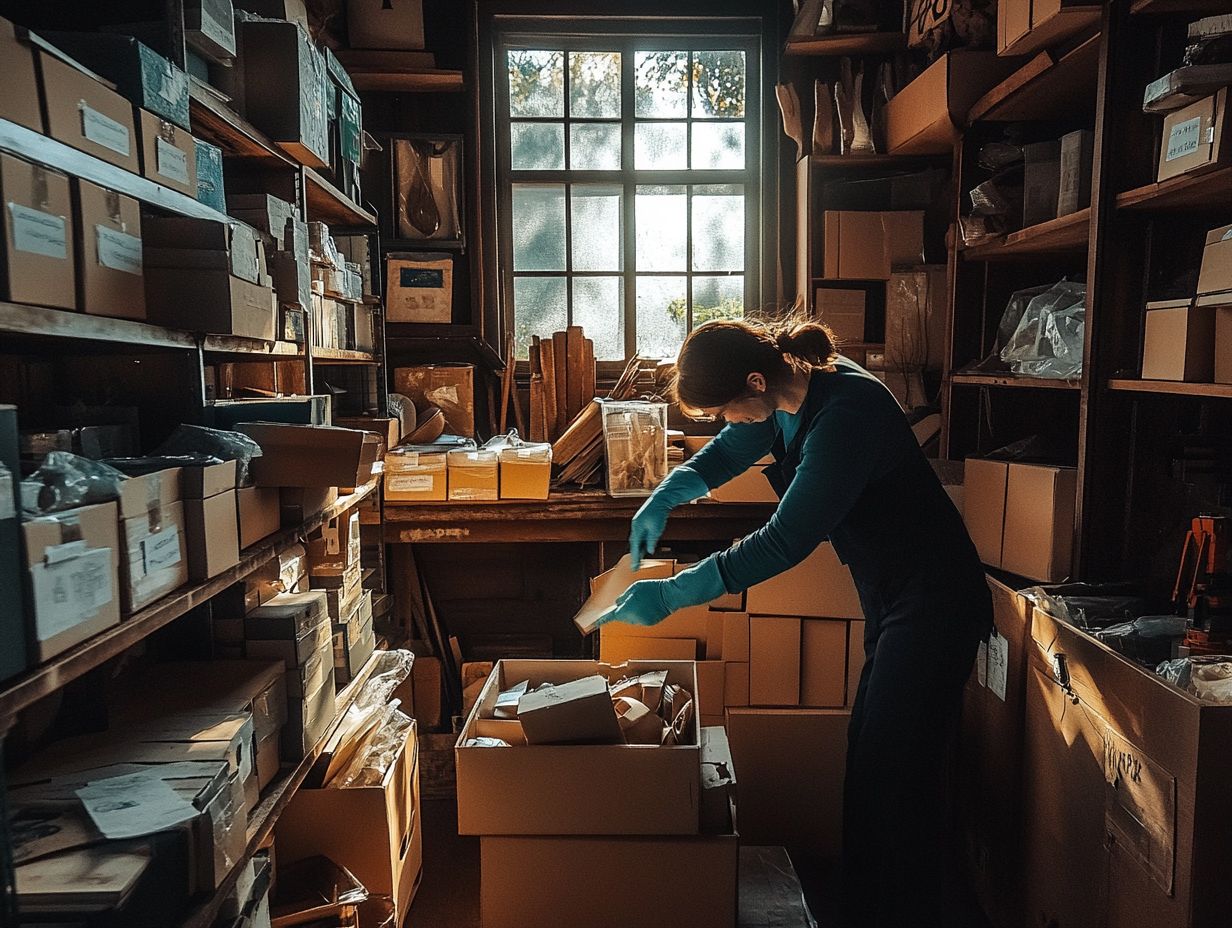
[383,133,465,249]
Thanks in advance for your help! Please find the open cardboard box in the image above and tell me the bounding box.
[456,659,701,835]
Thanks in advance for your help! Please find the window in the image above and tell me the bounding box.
[494,33,760,361]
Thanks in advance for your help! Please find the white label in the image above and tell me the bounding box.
[8,203,68,259]
[96,226,143,275]
[976,641,988,687]
[987,631,1009,702]
[155,137,190,184]
[0,472,13,520]
[81,105,131,157]
[393,452,420,467]
[31,545,114,641]
[390,475,434,492]
[451,487,496,500]
[78,770,198,840]
[140,527,183,575]
[1166,117,1202,162]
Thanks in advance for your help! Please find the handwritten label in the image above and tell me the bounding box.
[140,527,183,575]
[8,203,68,260]
[1166,117,1202,162]
[987,631,1009,701]
[155,137,190,185]
[31,545,113,641]
[451,487,495,500]
[389,475,434,492]
[96,226,143,275]
[81,106,131,157]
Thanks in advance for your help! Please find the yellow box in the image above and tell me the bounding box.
[499,445,551,500]
[448,450,498,502]
[385,450,446,502]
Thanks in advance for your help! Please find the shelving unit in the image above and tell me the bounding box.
[347,69,465,93]
[960,208,1093,260]
[1106,379,1232,399]
[951,372,1082,391]
[967,32,1102,123]
[1116,164,1232,211]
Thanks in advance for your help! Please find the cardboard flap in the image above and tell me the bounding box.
[575,554,675,635]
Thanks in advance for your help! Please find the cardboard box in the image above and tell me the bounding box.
[1157,88,1228,183]
[822,211,924,280]
[884,51,1021,154]
[240,20,329,169]
[963,458,1010,568]
[499,446,551,500]
[1058,128,1095,217]
[186,0,237,61]
[724,661,750,707]
[335,416,400,451]
[575,554,676,635]
[278,722,422,924]
[246,590,327,641]
[1022,139,1061,228]
[1197,223,1232,298]
[308,511,360,579]
[1002,463,1077,582]
[846,620,865,706]
[744,542,863,619]
[722,613,750,662]
[480,831,738,928]
[348,0,426,50]
[183,460,237,500]
[708,456,778,502]
[801,619,848,708]
[237,486,280,549]
[1,154,75,309]
[385,449,447,502]
[280,487,337,524]
[998,0,1101,58]
[195,140,226,212]
[118,468,188,614]
[696,660,726,719]
[815,287,866,341]
[456,659,701,835]
[185,488,240,581]
[725,708,850,861]
[600,635,699,663]
[284,665,337,758]
[393,364,475,437]
[447,449,499,501]
[73,179,144,320]
[240,423,371,488]
[0,18,43,132]
[144,215,264,284]
[135,111,197,197]
[24,501,121,661]
[146,267,277,337]
[37,50,139,172]
[1142,299,1214,382]
[750,617,801,706]
[1215,300,1232,384]
[518,674,624,745]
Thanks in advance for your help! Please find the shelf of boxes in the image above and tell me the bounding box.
[960,208,1092,260]
[1116,165,1232,212]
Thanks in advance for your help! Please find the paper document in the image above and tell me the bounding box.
[76,770,199,840]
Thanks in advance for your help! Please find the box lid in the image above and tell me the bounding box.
[182,459,238,499]
[117,466,183,520]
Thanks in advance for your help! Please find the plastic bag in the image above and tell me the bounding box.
[999,281,1086,378]
[336,707,415,789]
[1023,584,1150,630]
[325,649,415,782]
[21,451,126,515]
[1157,656,1232,703]
[155,425,263,486]
[1095,615,1187,665]
[483,429,553,464]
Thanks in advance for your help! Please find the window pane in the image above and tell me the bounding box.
[512,185,566,271]
[508,50,564,117]
[570,123,621,170]
[692,186,744,271]
[511,122,564,170]
[569,51,621,118]
[571,186,623,272]
[693,275,744,325]
[514,277,567,359]
[635,123,687,169]
[636,186,687,271]
[691,123,744,169]
[636,276,688,359]
[573,277,624,360]
[692,51,746,118]
[635,51,688,117]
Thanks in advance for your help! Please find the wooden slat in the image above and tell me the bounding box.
[582,338,596,410]
[784,32,906,57]
[540,338,559,442]
[968,33,1102,124]
[951,372,1082,391]
[346,70,465,93]
[961,208,1092,261]
[1116,165,1232,212]
[566,326,585,421]
[1106,379,1232,399]
[552,330,569,437]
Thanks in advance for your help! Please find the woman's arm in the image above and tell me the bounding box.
[682,418,778,490]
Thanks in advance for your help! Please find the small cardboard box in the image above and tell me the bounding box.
[696,660,726,719]
[246,590,328,641]
[722,613,751,663]
[138,110,197,197]
[447,449,499,501]
[183,460,237,500]
[237,486,280,549]
[744,542,863,619]
[749,617,801,706]
[456,659,701,835]
[724,661,750,707]
[240,423,371,488]
[37,50,139,172]
[385,449,447,502]
[499,445,552,500]
[348,0,426,50]
[708,457,778,503]
[0,154,75,309]
[575,554,675,635]
[1002,463,1077,582]
[1058,128,1095,217]
[386,252,454,322]
[185,489,240,582]
[194,140,226,212]
[308,510,360,579]
[815,287,866,342]
[284,664,338,758]
[883,51,1021,154]
[73,179,144,320]
[0,18,43,132]
[239,20,329,169]
[998,0,1101,58]
[24,501,122,661]
[143,216,264,285]
[822,211,924,280]
[117,468,187,614]
[1022,139,1062,228]
[393,364,476,438]
[517,674,624,745]
[145,269,276,339]
[1157,88,1229,183]
[186,0,237,61]
[1197,223,1232,298]
[963,457,1010,569]
[1142,299,1215,382]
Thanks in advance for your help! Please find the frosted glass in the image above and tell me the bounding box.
[691,122,744,169]
[511,122,564,170]
[692,276,744,325]
[636,276,688,359]
[569,51,621,117]
[635,51,688,117]
[514,277,567,359]
[569,123,621,170]
[635,123,687,169]
[571,186,623,272]
[692,188,744,271]
[508,50,564,117]
[635,187,687,272]
[573,277,624,360]
[512,185,566,271]
[692,51,746,118]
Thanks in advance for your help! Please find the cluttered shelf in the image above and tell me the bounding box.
[0,478,381,723]
[312,347,379,364]
[346,69,465,93]
[951,372,1082,391]
[1107,379,1232,398]
[203,335,304,358]
[0,301,197,351]
[177,650,382,928]
[1116,165,1232,212]
[960,208,1091,260]
[784,32,905,56]
[188,83,293,167]
[305,166,378,229]
[967,32,1102,124]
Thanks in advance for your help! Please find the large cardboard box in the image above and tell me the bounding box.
[236,486,280,549]
[725,707,850,861]
[145,269,276,340]
[480,831,738,928]
[455,659,701,835]
[1142,299,1215,382]
[884,51,1021,154]
[37,50,139,172]
[1157,88,1229,183]
[24,502,121,662]
[963,457,1010,568]
[1001,463,1076,582]
[384,449,447,502]
[117,467,188,614]
[599,634,698,663]
[708,456,778,502]
[240,423,371,488]
[998,0,1101,58]
[73,180,144,320]
[393,364,476,438]
[1198,223,1232,298]
[822,211,924,280]
[0,19,43,132]
[183,463,240,582]
[749,617,800,706]
[347,0,426,50]
[0,154,75,309]
[239,20,329,169]
[815,287,866,342]
[744,542,863,619]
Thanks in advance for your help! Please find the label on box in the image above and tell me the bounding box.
[31,543,114,640]
[96,226,143,275]
[451,488,494,500]
[155,137,190,185]
[400,267,445,288]
[393,452,419,467]
[987,631,1008,702]
[1166,117,1202,162]
[390,475,434,492]
[8,203,68,259]
[976,640,988,687]
[0,473,13,521]
[80,105,131,157]
[140,527,182,575]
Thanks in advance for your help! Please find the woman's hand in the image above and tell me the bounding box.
[596,557,728,629]
[627,467,711,569]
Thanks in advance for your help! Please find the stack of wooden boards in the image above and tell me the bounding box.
[527,327,595,444]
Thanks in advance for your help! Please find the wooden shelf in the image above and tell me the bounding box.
[951,372,1082,390]
[189,84,293,167]
[810,154,943,167]
[785,32,906,56]
[0,302,197,351]
[178,649,382,928]
[1131,0,1230,14]
[202,335,304,358]
[0,479,380,722]
[961,208,1091,260]
[1107,379,1232,398]
[968,33,1102,124]
[312,347,378,364]
[305,167,377,229]
[347,69,465,93]
[1116,165,1232,212]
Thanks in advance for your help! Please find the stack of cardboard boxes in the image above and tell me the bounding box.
[307,509,376,684]
[385,442,554,503]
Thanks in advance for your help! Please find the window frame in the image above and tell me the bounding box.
[490,22,763,366]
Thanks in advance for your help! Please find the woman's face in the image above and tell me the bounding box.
[698,373,776,424]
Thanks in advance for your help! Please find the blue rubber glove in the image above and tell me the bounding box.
[629,466,711,569]
[597,557,728,628]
